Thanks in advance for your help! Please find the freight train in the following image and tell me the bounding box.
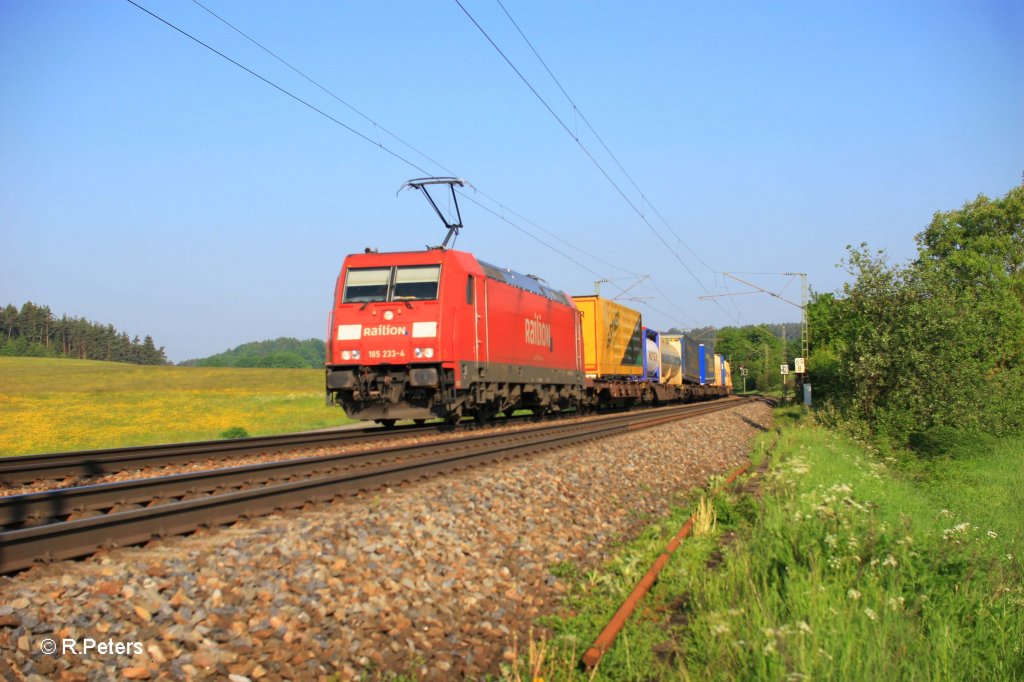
[325,247,732,426]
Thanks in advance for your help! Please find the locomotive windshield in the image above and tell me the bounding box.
[393,265,441,300]
[342,267,390,303]
[342,265,441,303]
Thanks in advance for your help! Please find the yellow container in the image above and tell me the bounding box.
[571,295,644,379]
[723,359,733,389]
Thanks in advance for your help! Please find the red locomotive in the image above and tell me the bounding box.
[325,178,730,425]
[326,248,584,425]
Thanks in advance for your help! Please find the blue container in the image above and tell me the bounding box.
[699,343,708,384]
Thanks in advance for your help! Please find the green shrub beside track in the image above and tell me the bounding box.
[520,407,1023,681]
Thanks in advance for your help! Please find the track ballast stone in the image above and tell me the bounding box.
[0,401,771,680]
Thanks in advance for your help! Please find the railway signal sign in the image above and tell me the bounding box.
[794,357,806,373]
[780,364,789,375]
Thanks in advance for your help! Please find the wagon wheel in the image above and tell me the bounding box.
[378,419,397,429]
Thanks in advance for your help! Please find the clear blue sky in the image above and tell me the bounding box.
[2,1,1021,362]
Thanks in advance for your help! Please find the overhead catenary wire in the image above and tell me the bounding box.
[491,0,717,278]
[124,0,433,177]
[191,0,455,180]
[187,0,643,281]
[452,0,710,295]
[124,0,641,296]
[128,0,727,330]
[456,0,750,330]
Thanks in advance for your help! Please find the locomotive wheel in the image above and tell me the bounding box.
[413,419,426,426]
[378,419,397,429]
[472,406,498,426]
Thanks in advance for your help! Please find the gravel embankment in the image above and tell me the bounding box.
[0,400,771,680]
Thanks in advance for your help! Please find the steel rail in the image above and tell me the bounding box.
[0,398,744,574]
[0,400,739,528]
[0,422,447,485]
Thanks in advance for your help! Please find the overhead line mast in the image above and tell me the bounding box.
[699,271,810,378]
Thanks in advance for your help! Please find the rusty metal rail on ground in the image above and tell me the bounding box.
[581,459,754,670]
[0,398,745,574]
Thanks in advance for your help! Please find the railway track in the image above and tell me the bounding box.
[0,398,744,574]
[0,421,456,486]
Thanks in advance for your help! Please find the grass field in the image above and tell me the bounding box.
[516,407,1024,680]
[0,357,352,456]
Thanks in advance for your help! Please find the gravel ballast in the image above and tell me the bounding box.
[0,400,771,680]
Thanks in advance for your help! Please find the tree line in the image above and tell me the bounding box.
[179,337,326,369]
[1,302,168,365]
[703,323,802,393]
[808,184,1024,450]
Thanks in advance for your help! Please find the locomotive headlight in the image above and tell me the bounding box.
[351,350,361,360]
[424,348,434,359]
[414,348,423,358]
[341,350,351,361]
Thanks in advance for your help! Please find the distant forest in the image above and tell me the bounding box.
[1,302,168,365]
[180,338,326,369]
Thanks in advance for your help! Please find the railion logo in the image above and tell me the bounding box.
[525,315,552,349]
[363,324,408,337]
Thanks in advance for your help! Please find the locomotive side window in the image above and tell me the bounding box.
[393,265,441,301]
[466,275,475,304]
[342,268,391,303]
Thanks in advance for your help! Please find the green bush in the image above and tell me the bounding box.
[908,426,996,459]
[219,426,250,439]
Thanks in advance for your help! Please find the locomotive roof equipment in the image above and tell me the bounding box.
[399,177,470,250]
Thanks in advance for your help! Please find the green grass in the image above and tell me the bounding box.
[514,407,1024,680]
[0,356,352,456]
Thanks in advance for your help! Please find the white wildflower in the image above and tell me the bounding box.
[847,588,862,601]
[883,554,898,568]
[797,620,812,634]
[864,608,877,621]
[711,623,731,636]
[825,534,838,549]
[987,530,998,539]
